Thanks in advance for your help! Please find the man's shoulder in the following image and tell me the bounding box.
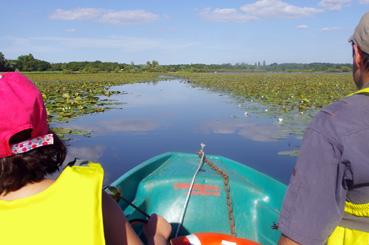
[320,94,368,118]
[310,94,369,137]
[317,96,351,118]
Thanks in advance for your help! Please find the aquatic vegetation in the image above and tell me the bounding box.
[278,149,300,157]
[176,72,355,112]
[52,127,91,141]
[27,72,160,122]
[176,72,355,140]
[26,72,355,143]
[26,72,160,139]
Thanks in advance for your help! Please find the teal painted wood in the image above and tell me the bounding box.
[110,152,287,244]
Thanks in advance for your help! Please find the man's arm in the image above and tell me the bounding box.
[278,126,347,244]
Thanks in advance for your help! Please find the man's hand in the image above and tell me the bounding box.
[143,214,172,245]
[278,235,301,245]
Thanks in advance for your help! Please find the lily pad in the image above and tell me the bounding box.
[278,149,300,157]
[52,127,91,141]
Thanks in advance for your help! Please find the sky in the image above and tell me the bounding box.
[0,0,368,64]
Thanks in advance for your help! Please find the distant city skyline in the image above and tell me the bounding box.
[1,0,368,64]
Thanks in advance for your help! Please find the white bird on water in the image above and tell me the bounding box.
[278,117,283,123]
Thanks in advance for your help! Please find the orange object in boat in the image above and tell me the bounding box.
[171,233,261,245]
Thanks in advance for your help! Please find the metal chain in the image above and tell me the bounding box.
[198,152,237,237]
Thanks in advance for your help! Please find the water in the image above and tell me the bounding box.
[58,80,302,184]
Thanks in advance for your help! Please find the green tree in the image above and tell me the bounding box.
[0,52,6,71]
[0,52,15,72]
[145,60,160,71]
[16,54,37,71]
[16,54,51,71]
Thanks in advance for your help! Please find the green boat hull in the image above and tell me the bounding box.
[110,152,287,244]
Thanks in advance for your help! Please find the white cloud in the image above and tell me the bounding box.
[319,0,351,10]
[199,8,257,22]
[5,36,159,52]
[100,10,158,24]
[297,24,309,29]
[240,0,322,18]
[359,0,369,3]
[50,8,100,20]
[50,8,159,24]
[2,37,164,54]
[321,26,341,32]
[1,35,199,62]
[199,0,322,22]
[64,28,77,33]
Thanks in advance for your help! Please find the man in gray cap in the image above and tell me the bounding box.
[278,12,369,245]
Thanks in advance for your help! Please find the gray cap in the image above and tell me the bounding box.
[350,12,369,54]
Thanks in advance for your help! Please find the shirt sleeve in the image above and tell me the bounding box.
[278,127,347,245]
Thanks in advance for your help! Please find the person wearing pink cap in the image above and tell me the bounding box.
[278,12,369,245]
[0,72,171,245]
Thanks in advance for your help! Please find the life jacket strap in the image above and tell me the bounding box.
[339,212,369,232]
[348,87,369,96]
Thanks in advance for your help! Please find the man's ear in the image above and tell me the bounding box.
[353,44,363,69]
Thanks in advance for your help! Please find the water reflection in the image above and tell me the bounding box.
[93,119,159,133]
[68,145,106,162]
[201,120,284,142]
[62,80,302,184]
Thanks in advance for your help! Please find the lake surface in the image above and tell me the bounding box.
[57,79,305,184]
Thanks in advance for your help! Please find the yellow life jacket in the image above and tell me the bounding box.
[0,163,105,245]
[348,87,369,97]
[327,87,369,244]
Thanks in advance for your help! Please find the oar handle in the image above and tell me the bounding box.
[105,186,150,219]
[120,195,151,219]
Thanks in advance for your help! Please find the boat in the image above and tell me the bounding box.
[106,150,287,244]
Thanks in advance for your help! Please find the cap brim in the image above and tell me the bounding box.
[348,35,354,43]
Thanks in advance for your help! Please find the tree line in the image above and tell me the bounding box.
[0,52,352,73]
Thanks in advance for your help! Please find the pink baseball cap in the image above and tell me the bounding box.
[0,72,49,158]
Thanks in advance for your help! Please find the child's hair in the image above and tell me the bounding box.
[0,129,66,195]
[0,72,67,195]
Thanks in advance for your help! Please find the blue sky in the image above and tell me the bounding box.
[0,0,368,64]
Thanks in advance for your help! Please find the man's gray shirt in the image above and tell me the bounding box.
[279,93,369,244]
